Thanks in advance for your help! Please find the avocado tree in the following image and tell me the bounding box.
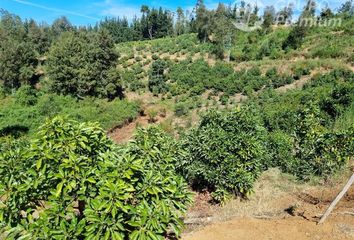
[0,117,192,239]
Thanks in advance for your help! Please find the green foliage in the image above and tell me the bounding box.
[0,13,37,90]
[282,24,307,50]
[0,118,192,239]
[168,60,298,96]
[14,85,37,106]
[46,30,122,99]
[148,59,169,95]
[121,70,145,92]
[258,70,354,180]
[283,0,316,50]
[174,103,188,117]
[179,107,267,201]
[266,130,295,171]
[290,105,352,179]
[0,94,140,137]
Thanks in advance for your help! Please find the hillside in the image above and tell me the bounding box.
[1,1,354,239]
[111,18,353,135]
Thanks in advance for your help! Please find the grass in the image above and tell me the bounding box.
[0,93,140,137]
[334,102,354,131]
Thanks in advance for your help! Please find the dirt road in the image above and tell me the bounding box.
[184,216,354,240]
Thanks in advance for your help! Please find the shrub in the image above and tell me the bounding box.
[135,56,142,62]
[148,59,168,95]
[174,103,188,117]
[146,108,158,123]
[14,85,37,106]
[0,118,192,239]
[179,107,267,202]
[294,66,311,80]
[219,94,229,105]
[152,54,159,60]
[320,83,353,119]
[266,130,295,171]
[311,45,345,59]
[291,104,352,177]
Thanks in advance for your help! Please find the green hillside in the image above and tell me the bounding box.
[1,1,354,239]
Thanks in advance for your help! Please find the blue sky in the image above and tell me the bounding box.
[0,0,347,25]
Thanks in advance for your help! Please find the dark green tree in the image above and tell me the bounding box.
[148,59,168,95]
[0,11,37,92]
[338,0,353,16]
[46,30,122,99]
[25,19,51,54]
[320,4,334,19]
[275,5,294,25]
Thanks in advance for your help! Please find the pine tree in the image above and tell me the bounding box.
[46,30,121,99]
[338,0,353,17]
[320,4,334,19]
[51,16,73,39]
[25,19,50,54]
[275,5,294,25]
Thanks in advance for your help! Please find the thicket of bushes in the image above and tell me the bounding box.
[0,90,140,137]
[174,69,354,201]
[168,59,309,96]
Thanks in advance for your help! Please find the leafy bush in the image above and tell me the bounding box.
[0,118,192,239]
[290,105,352,179]
[14,85,37,106]
[148,59,169,95]
[311,45,345,58]
[152,54,159,60]
[174,103,188,117]
[179,107,267,201]
[320,83,353,119]
[266,130,296,172]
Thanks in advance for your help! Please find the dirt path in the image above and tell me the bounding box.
[108,115,150,143]
[276,75,312,93]
[183,216,354,240]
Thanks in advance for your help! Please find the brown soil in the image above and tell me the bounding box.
[184,216,354,240]
[183,169,354,240]
[108,115,148,143]
[276,75,312,93]
[108,113,167,144]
